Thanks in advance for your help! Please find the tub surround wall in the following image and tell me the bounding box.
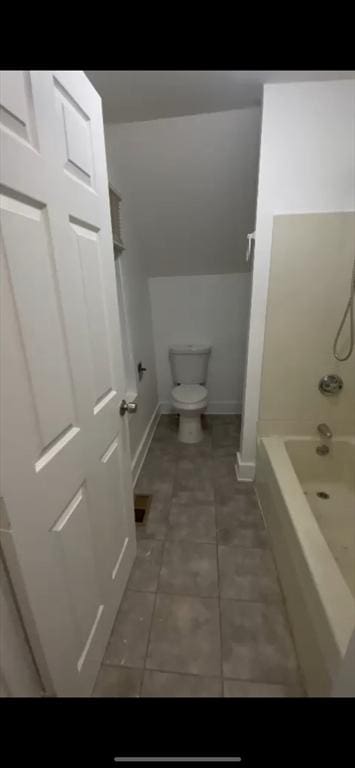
[240,79,355,477]
[255,210,355,696]
[149,274,252,413]
[259,212,355,438]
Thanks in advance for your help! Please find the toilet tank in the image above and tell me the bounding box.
[169,344,211,385]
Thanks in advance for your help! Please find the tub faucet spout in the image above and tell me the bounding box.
[317,423,332,439]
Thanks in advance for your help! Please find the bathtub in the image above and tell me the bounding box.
[256,436,355,697]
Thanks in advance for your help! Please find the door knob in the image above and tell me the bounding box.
[120,399,138,416]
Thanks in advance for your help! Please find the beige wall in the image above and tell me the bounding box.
[259,213,355,437]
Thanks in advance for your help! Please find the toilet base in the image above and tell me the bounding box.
[178,412,203,444]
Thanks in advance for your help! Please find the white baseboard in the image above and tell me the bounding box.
[235,450,255,482]
[208,400,242,414]
[159,400,242,415]
[131,403,160,487]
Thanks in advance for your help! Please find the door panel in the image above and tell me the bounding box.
[0,70,136,696]
[71,221,113,403]
[54,77,95,189]
[0,70,38,147]
[1,194,76,447]
[51,485,101,648]
[99,436,128,581]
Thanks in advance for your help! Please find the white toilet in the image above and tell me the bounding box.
[169,344,211,444]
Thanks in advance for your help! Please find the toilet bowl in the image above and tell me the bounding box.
[172,384,208,443]
[169,344,211,444]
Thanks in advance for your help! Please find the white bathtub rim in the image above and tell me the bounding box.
[276,434,355,447]
[259,435,355,657]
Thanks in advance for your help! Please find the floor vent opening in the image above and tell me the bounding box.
[134,494,152,525]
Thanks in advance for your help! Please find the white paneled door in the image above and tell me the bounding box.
[0,71,136,696]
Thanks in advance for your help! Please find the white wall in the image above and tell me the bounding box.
[239,80,355,477]
[149,274,251,413]
[104,136,159,465]
[106,109,260,415]
[105,108,261,277]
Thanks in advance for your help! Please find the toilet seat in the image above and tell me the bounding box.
[172,384,208,411]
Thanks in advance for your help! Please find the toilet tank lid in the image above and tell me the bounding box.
[169,344,211,355]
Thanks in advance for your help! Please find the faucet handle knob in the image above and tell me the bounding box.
[318,374,343,395]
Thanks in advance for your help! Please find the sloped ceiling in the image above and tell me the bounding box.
[86,70,355,123]
[105,108,262,276]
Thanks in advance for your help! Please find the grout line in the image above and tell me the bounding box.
[213,464,225,697]
[138,497,173,697]
[100,661,302,694]
[216,543,276,555]
[213,595,286,607]
[135,426,172,698]
[126,586,284,606]
[221,676,304,692]
[139,665,222,681]
[102,662,144,671]
[155,535,167,599]
[138,588,159,698]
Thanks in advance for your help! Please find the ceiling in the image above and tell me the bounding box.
[85,70,355,124]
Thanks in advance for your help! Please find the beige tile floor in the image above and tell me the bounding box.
[93,415,304,697]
